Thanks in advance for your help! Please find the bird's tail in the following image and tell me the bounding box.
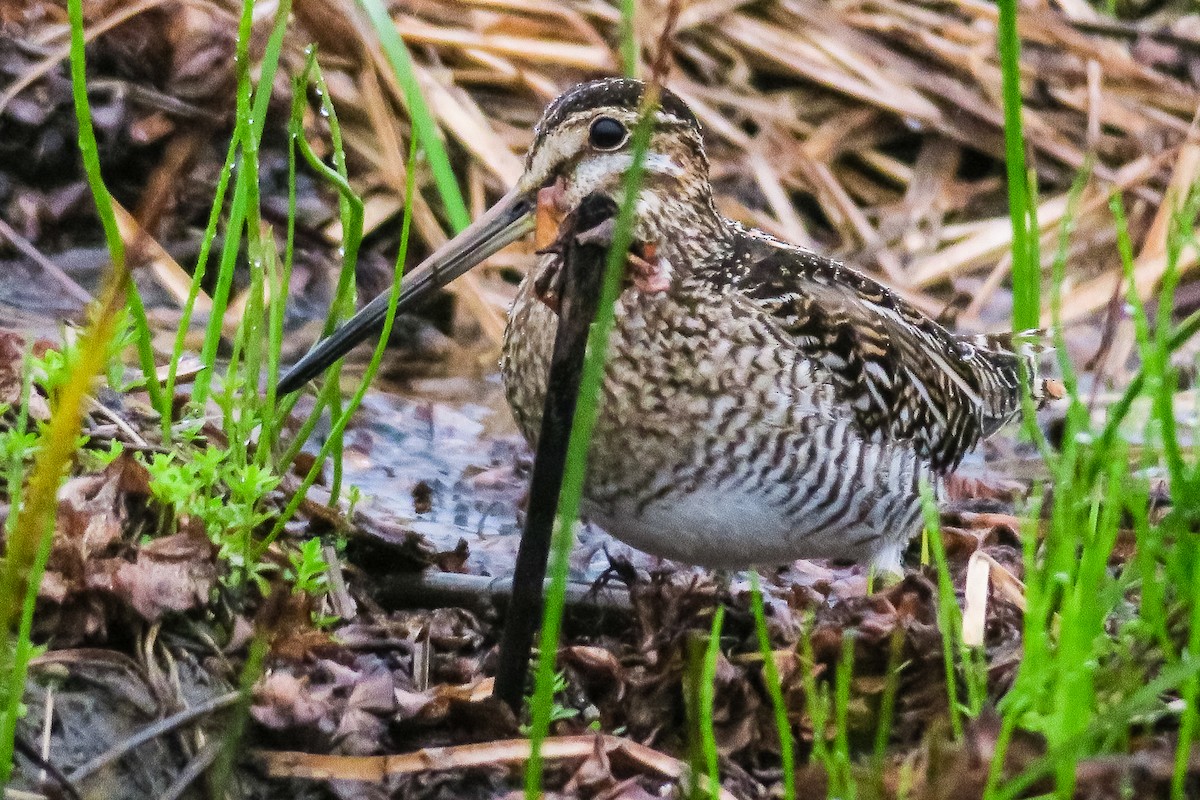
[960,329,1062,435]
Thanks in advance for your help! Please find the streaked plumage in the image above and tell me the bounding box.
[500,79,1050,572]
[278,78,1052,574]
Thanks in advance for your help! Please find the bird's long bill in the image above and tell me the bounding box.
[277,187,536,394]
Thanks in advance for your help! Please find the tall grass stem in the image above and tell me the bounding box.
[358,0,471,232]
[997,0,1040,332]
[521,90,660,797]
[750,573,795,800]
[0,0,136,779]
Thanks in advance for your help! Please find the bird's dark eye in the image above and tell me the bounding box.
[588,116,628,150]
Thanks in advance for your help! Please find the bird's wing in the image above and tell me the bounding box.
[720,230,1027,470]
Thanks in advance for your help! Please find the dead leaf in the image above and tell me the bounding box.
[252,670,334,730]
[50,454,151,585]
[0,328,52,421]
[564,735,614,794]
[113,530,217,621]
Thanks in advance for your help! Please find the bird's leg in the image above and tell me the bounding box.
[578,219,670,294]
[707,569,738,619]
[868,546,906,590]
[532,256,565,314]
[626,242,671,294]
[589,543,640,597]
[537,212,669,312]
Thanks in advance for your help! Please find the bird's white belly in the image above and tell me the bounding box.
[584,484,889,570]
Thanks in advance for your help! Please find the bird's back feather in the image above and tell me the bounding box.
[709,227,1049,471]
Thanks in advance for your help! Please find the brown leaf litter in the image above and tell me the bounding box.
[0,329,52,420]
[2,0,1200,797]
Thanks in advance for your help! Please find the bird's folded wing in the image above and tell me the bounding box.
[725,232,1013,471]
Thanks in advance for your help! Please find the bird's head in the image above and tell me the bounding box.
[276,79,714,394]
[515,79,712,247]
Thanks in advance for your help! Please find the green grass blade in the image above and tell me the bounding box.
[832,633,857,799]
[66,7,123,286]
[358,0,471,233]
[700,606,726,800]
[209,627,269,796]
[994,654,1200,800]
[166,0,288,428]
[188,0,291,415]
[620,0,639,77]
[983,712,1020,800]
[1150,192,1200,497]
[1049,162,1092,402]
[305,57,361,505]
[996,0,1039,332]
[259,138,417,554]
[1173,548,1200,799]
[873,629,903,764]
[1111,193,1191,489]
[920,479,963,739]
[259,123,298,465]
[190,0,255,410]
[522,91,659,799]
[750,572,795,800]
[260,232,286,463]
[162,133,238,438]
[124,281,165,416]
[800,612,830,769]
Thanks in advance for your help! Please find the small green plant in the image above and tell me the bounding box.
[143,448,281,589]
[519,668,579,735]
[80,439,125,471]
[0,427,38,476]
[21,288,143,410]
[25,336,76,400]
[345,485,364,519]
[287,537,329,596]
[289,539,338,628]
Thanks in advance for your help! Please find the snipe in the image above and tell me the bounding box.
[279,78,1053,574]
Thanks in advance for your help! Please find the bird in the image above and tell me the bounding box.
[278,78,1054,575]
